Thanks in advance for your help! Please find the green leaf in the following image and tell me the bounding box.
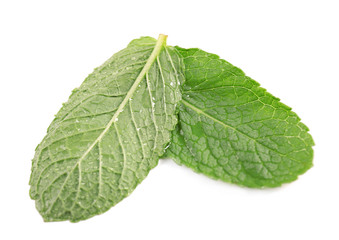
[29,35,184,222]
[165,47,314,188]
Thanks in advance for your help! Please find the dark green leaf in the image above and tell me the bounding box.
[165,47,314,188]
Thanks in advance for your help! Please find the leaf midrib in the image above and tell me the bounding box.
[181,99,302,163]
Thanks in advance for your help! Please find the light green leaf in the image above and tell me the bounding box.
[165,47,314,188]
[29,35,184,222]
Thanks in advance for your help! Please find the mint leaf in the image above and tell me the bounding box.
[165,47,314,188]
[29,35,184,222]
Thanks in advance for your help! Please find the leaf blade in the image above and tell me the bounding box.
[29,35,184,222]
[166,47,314,188]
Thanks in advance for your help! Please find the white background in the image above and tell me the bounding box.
[1,0,338,239]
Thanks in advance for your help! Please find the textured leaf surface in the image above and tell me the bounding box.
[29,35,184,222]
[166,47,314,188]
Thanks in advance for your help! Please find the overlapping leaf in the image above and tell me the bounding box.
[165,47,314,187]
